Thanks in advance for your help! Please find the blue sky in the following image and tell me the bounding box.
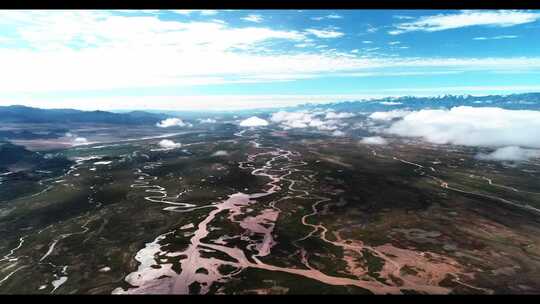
[0,9,539,110]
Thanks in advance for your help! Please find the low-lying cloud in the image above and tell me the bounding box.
[156,118,192,128]
[324,111,355,119]
[158,139,182,149]
[239,116,269,127]
[269,110,350,132]
[375,106,540,149]
[476,146,540,162]
[360,136,388,145]
[380,101,403,106]
[73,137,88,144]
[211,150,229,157]
[198,118,217,124]
[331,130,346,137]
[270,111,316,129]
[369,110,410,121]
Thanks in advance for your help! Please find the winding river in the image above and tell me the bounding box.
[113,129,483,295]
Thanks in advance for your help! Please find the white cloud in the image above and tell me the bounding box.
[210,19,227,25]
[270,110,349,132]
[294,43,315,48]
[158,139,182,149]
[364,47,380,52]
[1,42,539,95]
[338,71,461,78]
[312,119,341,131]
[169,10,217,16]
[242,14,263,23]
[476,146,540,162]
[388,41,401,45]
[325,111,355,119]
[271,110,310,122]
[156,118,191,128]
[327,14,343,19]
[362,40,373,44]
[211,150,229,156]
[389,10,540,35]
[366,24,378,33]
[305,28,344,38]
[200,10,218,16]
[311,14,343,21]
[369,110,411,121]
[473,35,518,40]
[73,137,88,144]
[0,11,540,110]
[239,116,269,127]
[394,15,415,20]
[381,107,540,148]
[170,10,196,15]
[198,118,217,124]
[331,130,346,137]
[380,101,402,105]
[374,84,540,94]
[0,11,328,93]
[271,111,320,129]
[0,36,13,43]
[360,136,388,145]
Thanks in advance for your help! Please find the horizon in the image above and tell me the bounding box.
[2,91,540,112]
[1,9,540,110]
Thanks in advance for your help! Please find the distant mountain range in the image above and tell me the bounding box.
[294,92,540,112]
[0,105,168,124]
[1,93,539,125]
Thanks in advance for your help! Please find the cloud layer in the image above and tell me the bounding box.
[0,10,538,111]
[369,110,411,121]
[390,10,540,35]
[305,28,344,38]
[0,10,539,101]
[476,146,540,162]
[375,106,540,149]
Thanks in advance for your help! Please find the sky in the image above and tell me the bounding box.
[0,9,539,111]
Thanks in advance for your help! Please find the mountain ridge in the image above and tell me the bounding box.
[1,92,539,123]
